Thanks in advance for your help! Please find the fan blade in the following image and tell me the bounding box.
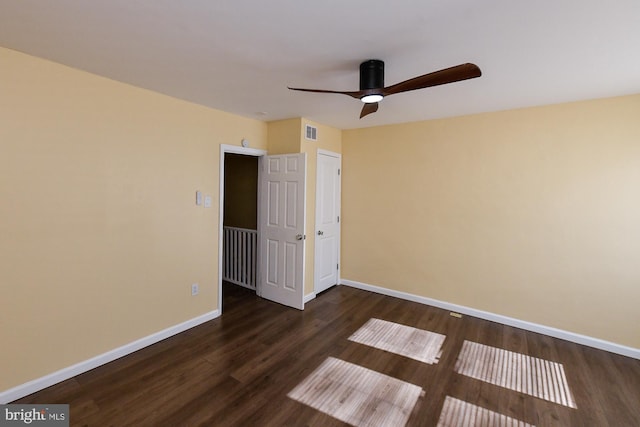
[360,102,379,118]
[382,63,481,96]
[288,87,363,100]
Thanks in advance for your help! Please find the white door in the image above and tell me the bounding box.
[314,151,341,294]
[258,153,306,310]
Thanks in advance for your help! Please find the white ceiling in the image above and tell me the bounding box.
[1,0,639,130]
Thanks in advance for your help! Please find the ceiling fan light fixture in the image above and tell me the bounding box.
[288,60,481,119]
[361,94,383,103]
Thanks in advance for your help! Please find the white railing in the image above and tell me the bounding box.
[223,226,258,289]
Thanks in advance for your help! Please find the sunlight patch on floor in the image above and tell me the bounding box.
[437,396,535,427]
[455,341,577,408]
[348,318,446,364]
[287,357,423,427]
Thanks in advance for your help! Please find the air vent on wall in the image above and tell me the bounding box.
[305,124,318,141]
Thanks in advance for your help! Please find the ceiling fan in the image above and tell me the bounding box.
[288,60,481,119]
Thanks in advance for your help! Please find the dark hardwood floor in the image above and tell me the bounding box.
[15,283,640,426]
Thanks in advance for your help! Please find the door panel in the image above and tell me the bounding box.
[266,239,279,286]
[285,181,298,229]
[315,152,341,294]
[259,153,306,309]
[284,242,297,290]
[267,182,280,226]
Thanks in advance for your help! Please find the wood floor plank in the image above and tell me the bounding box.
[13,283,640,426]
[524,332,580,426]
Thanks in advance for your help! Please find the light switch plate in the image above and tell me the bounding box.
[204,195,212,208]
[196,191,202,206]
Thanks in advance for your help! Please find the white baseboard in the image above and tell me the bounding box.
[304,292,316,304]
[0,310,220,404]
[341,279,640,360]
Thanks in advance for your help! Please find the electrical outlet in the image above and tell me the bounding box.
[191,283,199,296]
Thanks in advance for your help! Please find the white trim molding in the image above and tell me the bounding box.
[341,279,640,360]
[316,148,341,158]
[304,292,316,304]
[0,310,220,404]
[220,143,267,157]
[218,144,267,314]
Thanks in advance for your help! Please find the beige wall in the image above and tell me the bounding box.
[266,118,302,155]
[342,94,640,349]
[0,47,267,391]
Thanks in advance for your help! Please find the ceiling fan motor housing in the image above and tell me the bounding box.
[360,60,384,90]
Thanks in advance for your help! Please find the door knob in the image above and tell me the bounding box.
[296,234,305,241]
[317,230,324,236]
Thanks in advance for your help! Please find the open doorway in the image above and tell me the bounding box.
[219,145,265,313]
[223,152,258,290]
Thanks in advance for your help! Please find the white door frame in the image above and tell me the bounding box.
[218,144,267,314]
[314,149,342,294]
